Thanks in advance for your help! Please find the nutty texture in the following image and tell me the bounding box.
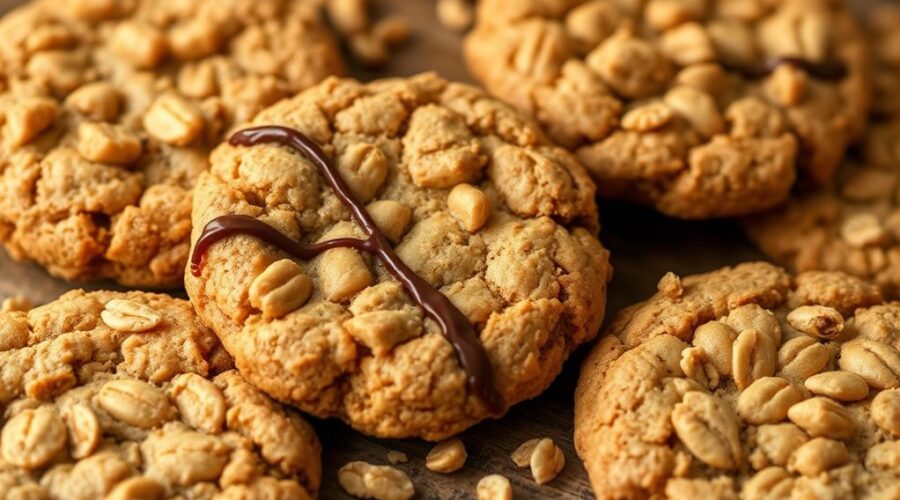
[575,262,899,499]
[464,0,870,219]
[186,73,611,440]
[0,290,321,499]
[747,7,900,297]
[0,0,343,288]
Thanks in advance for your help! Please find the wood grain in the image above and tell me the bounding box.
[0,0,878,498]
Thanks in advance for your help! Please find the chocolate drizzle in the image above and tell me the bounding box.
[729,56,848,80]
[190,125,504,414]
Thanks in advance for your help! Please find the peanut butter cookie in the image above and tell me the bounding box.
[747,6,900,297]
[186,73,611,440]
[575,262,899,499]
[464,0,870,218]
[0,0,343,288]
[0,290,321,499]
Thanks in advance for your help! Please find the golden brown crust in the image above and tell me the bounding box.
[0,0,343,287]
[186,73,611,440]
[464,0,870,219]
[576,263,899,499]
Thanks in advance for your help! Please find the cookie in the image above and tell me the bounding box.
[0,0,343,288]
[464,0,870,218]
[185,73,611,440]
[575,262,899,499]
[0,289,321,499]
[746,6,900,297]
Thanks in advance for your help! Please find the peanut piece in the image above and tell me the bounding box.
[511,438,540,467]
[373,16,411,47]
[5,97,59,146]
[737,377,803,425]
[344,310,421,356]
[788,438,849,476]
[841,213,886,248]
[110,21,168,68]
[1,296,32,312]
[530,438,565,485]
[804,371,869,402]
[168,19,221,61]
[664,86,724,138]
[448,183,491,233]
[327,0,369,35]
[692,321,736,376]
[477,474,512,500]
[787,397,854,439]
[732,329,777,391]
[778,336,832,381]
[871,389,900,436]
[349,33,388,67]
[249,259,313,320]
[1,407,66,469]
[621,101,673,132]
[338,461,414,500]
[723,304,782,345]
[436,0,474,32]
[671,391,741,470]
[786,305,844,340]
[337,142,389,203]
[77,122,142,165]
[367,200,412,243]
[143,93,205,146]
[65,403,100,459]
[101,299,162,332]
[67,82,121,121]
[838,340,900,389]
[742,467,794,499]
[680,347,719,389]
[98,380,174,428]
[106,477,164,500]
[169,373,227,434]
[660,22,716,66]
[426,438,467,473]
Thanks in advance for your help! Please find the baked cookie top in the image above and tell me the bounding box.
[464,0,870,219]
[747,6,900,297]
[575,262,899,499]
[0,290,321,499]
[186,73,611,440]
[0,0,343,288]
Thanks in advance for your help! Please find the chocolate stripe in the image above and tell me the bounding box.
[729,56,848,80]
[191,125,504,414]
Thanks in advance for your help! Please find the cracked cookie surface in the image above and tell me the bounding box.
[0,0,343,287]
[575,262,899,499]
[464,0,869,218]
[0,289,321,499]
[747,6,900,298]
[185,73,612,440]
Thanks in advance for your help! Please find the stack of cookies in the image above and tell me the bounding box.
[0,0,896,499]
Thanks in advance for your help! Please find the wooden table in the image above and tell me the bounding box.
[0,0,877,498]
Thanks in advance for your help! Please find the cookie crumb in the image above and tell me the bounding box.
[529,438,565,485]
[387,450,408,464]
[657,272,683,299]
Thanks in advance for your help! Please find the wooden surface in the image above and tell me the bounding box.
[0,0,877,498]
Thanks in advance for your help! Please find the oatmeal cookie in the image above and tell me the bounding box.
[185,73,611,440]
[464,0,870,218]
[0,289,321,499]
[575,262,899,499]
[747,6,900,297]
[0,0,343,288]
